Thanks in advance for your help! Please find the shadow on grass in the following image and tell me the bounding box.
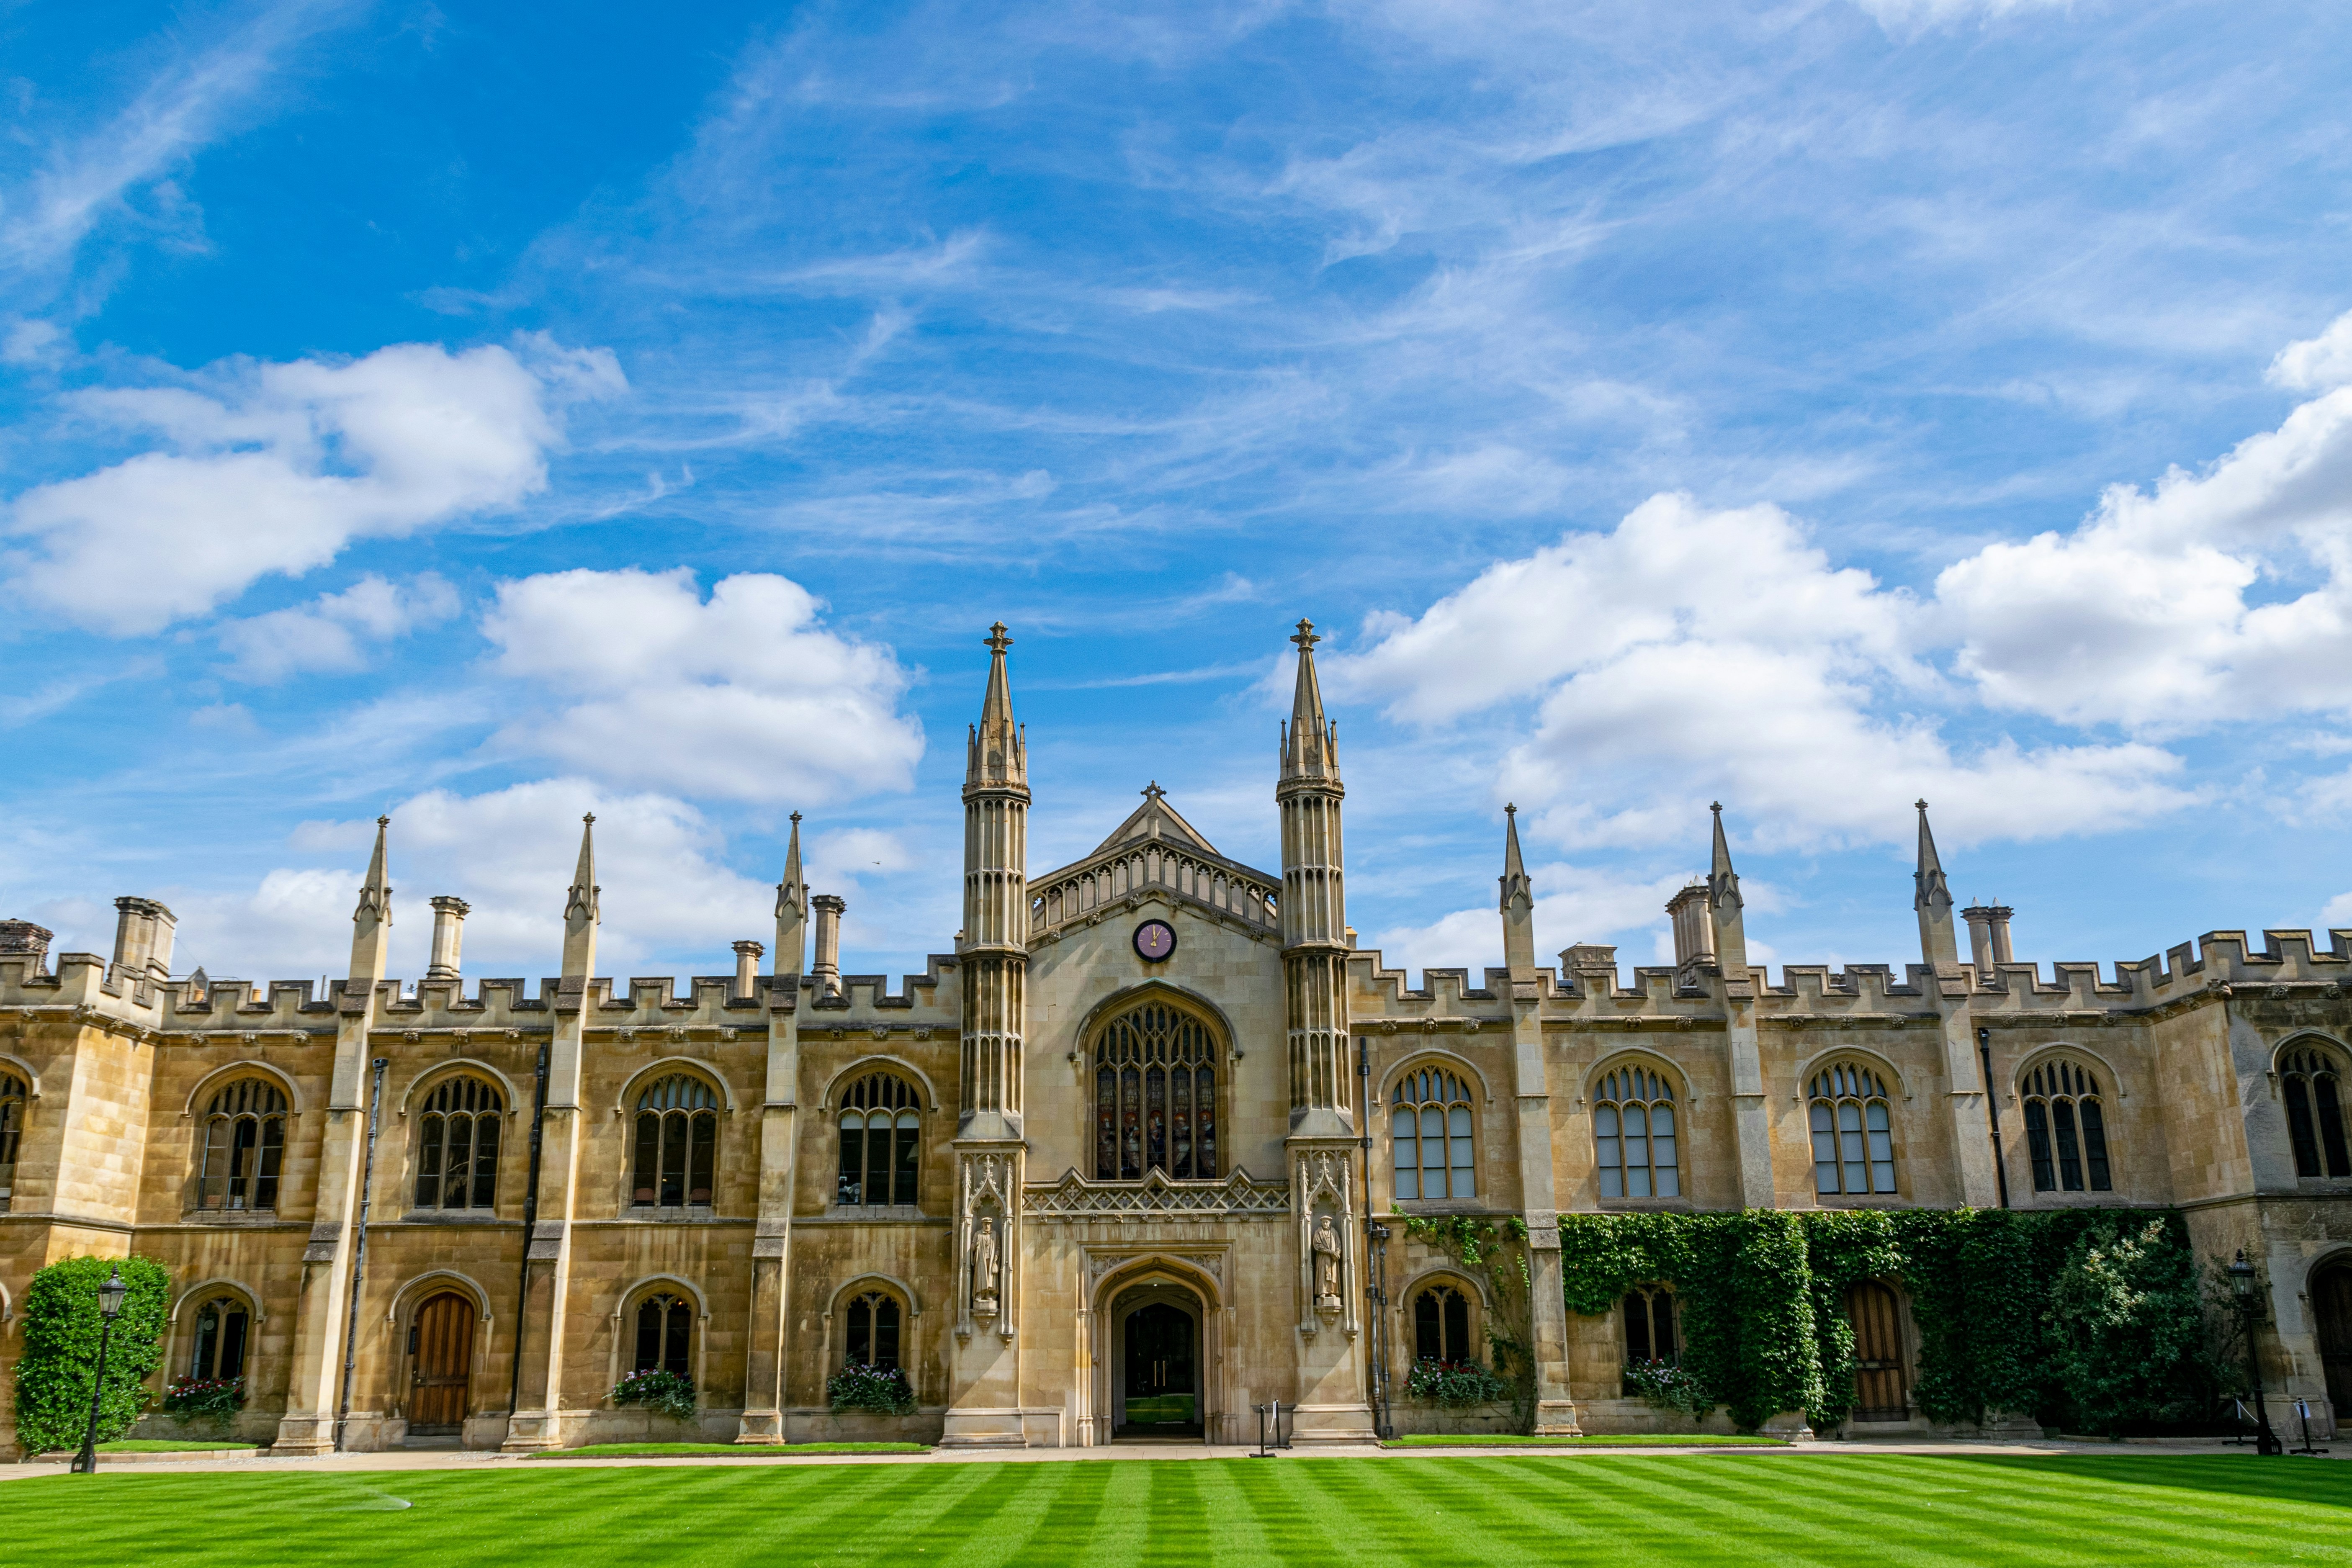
[1958,1454,2352,1512]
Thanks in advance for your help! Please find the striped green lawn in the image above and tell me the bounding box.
[1,1455,2342,1565]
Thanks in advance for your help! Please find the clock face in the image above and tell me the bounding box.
[1133,920,1176,962]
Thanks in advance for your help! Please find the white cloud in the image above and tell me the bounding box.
[216,573,460,681]
[480,567,924,806]
[2272,310,2352,393]
[1848,0,2074,33]
[1370,860,1698,974]
[1329,492,2191,851]
[4,337,623,635]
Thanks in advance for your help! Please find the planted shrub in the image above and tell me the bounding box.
[828,1363,916,1415]
[610,1368,697,1423]
[1622,1358,1711,1419]
[160,1375,246,1428]
[1406,1357,1511,1408]
[2044,1219,2225,1435]
[11,1255,170,1455]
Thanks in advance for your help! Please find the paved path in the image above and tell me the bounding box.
[2,1435,2318,1480]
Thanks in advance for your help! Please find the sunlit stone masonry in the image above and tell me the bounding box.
[2,620,2349,1453]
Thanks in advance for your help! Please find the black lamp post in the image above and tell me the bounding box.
[2228,1250,2283,1457]
[70,1265,130,1474]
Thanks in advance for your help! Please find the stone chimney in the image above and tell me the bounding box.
[1561,943,1619,995]
[426,896,471,981]
[112,897,177,979]
[1666,882,1716,977]
[811,894,846,998]
[732,940,764,1000]
[1961,902,2015,973]
[0,920,54,974]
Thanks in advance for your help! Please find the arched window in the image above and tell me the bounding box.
[0,1070,25,1210]
[188,1293,251,1381]
[1809,1063,1897,1196]
[633,1291,694,1378]
[1092,1002,1217,1180]
[632,1075,718,1208]
[2283,1045,2352,1179]
[414,1076,502,1211]
[837,1073,921,1206]
[1619,1285,1677,1392]
[1392,1067,1475,1200]
[1411,1282,1475,1364]
[2021,1059,2111,1193]
[843,1290,903,1371]
[1593,1065,1680,1198]
[197,1079,288,1211]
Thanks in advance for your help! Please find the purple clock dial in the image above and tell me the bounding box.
[1134,920,1176,961]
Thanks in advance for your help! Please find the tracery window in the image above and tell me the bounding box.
[196,1079,288,1211]
[1411,1283,1475,1363]
[632,1074,718,1208]
[1092,1003,1217,1180]
[414,1075,502,1211]
[1809,1063,1897,1196]
[837,1072,920,1206]
[2283,1044,2352,1179]
[0,1070,24,1209]
[2021,1059,2111,1193]
[1593,1065,1680,1198]
[1392,1067,1475,1201]
[1619,1285,1678,1393]
[843,1289,903,1371]
[633,1291,694,1379]
[188,1293,251,1382]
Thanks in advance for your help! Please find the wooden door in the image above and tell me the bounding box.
[409,1293,475,1430]
[2317,1264,2352,1416]
[1848,1281,1908,1422]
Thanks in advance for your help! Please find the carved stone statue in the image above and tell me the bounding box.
[973,1215,1001,1311]
[1312,1212,1342,1310]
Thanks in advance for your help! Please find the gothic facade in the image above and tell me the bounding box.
[2,621,2350,1453]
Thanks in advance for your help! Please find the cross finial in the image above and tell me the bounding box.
[376,815,390,828]
[790,810,802,824]
[1711,801,1722,814]
[1505,802,1516,816]
[583,812,595,825]
[1915,798,1929,812]
[1142,781,1165,802]
[985,621,1012,655]
[1291,617,1319,651]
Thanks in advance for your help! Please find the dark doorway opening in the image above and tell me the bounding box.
[1119,1300,1200,1437]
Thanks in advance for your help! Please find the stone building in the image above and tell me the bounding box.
[2,620,2349,1453]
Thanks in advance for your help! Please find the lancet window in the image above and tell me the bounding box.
[2283,1044,2352,1179]
[1092,1002,1217,1180]
[188,1293,252,1382]
[1620,1286,1678,1393]
[843,1290,903,1372]
[196,1079,288,1211]
[2021,1059,2111,1193]
[837,1072,921,1206]
[0,1070,24,1209]
[633,1291,693,1379]
[414,1075,502,1211]
[1411,1282,1475,1364]
[632,1074,718,1208]
[1593,1065,1680,1198]
[1809,1063,1897,1196]
[1392,1067,1475,1201]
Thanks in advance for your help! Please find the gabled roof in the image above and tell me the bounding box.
[1089,783,1220,859]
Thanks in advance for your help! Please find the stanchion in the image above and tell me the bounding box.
[1252,1400,1291,1457]
[2291,1399,2330,1457]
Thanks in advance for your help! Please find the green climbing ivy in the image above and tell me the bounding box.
[1402,1214,1536,1432]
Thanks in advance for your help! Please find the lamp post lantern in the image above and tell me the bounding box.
[2228,1250,2283,1457]
[70,1265,130,1475]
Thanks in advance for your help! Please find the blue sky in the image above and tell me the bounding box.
[6,0,2352,989]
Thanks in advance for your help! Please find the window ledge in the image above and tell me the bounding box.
[180,1206,282,1225]
[827,1204,927,1221]
[1392,1199,1494,1217]
[397,1210,520,1225]
[624,1205,718,1223]
[1805,1196,1910,1210]
[1593,1197,1697,1213]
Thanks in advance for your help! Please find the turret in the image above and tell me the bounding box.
[774,812,807,977]
[348,817,391,987]
[1913,799,1959,971]
[1500,804,1536,979]
[1279,619,1350,1131]
[959,622,1029,1138]
[561,813,599,979]
[1707,802,1749,982]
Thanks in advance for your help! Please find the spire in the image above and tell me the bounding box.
[1279,618,1340,784]
[347,815,392,985]
[562,812,600,979]
[966,621,1027,790]
[1499,804,1535,977]
[1913,799,1959,970]
[1706,802,1749,982]
[774,811,807,977]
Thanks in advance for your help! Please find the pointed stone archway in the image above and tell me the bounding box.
[1083,1254,1230,1446]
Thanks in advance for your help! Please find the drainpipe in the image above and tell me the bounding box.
[1977,1027,2010,1210]
[336,1056,390,1451]
[1357,1038,1393,1439]
[509,1042,551,1416]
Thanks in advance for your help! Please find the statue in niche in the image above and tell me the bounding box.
[973,1215,1001,1314]
[1312,1212,1343,1311]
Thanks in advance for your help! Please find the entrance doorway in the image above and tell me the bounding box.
[408,1292,475,1434]
[1847,1281,1909,1422]
[1109,1279,1203,1439]
[2317,1262,2352,1419]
